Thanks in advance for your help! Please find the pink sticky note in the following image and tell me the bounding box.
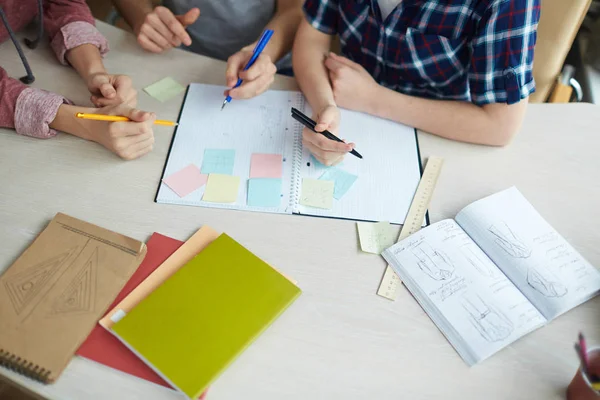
[250,153,283,178]
[162,164,208,197]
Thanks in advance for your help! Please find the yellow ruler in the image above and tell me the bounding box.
[376,156,444,300]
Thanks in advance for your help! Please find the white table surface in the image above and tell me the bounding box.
[1,21,599,400]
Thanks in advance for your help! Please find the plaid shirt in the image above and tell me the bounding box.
[304,0,541,105]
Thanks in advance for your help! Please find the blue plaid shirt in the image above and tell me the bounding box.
[304,0,541,105]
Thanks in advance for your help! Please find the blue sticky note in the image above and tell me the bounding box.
[201,149,235,175]
[247,178,283,207]
[319,167,358,200]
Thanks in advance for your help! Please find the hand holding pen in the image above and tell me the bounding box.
[222,30,275,109]
[291,106,362,166]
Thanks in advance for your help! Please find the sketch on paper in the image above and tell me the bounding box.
[527,266,568,298]
[461,244,496,278]
[51,247,98,315]
[461,293,513,342]
[412,242,454,281]
[488,222,531,258]
[3,246,80,316]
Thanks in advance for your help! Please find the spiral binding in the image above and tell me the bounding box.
[288,93,305,212]
[0,348,51,383]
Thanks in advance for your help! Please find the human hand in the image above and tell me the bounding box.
[83,104,156,160]
[302,105,354,166]
[135,6,200,53]
[86,73,137,107]
[224,48,277,99]
[324,52,379,113]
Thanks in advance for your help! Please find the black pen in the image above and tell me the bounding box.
[291,107,362,159]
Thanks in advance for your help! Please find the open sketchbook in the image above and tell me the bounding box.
[382,187,600,366]
[155,83,422,224]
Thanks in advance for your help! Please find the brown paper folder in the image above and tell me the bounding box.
[0,213,146,383]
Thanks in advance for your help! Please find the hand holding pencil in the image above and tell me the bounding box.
[62,104,158,160]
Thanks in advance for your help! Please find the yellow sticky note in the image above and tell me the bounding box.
[203,174,240,203]
[356,221,397,254]
[299,178,334,209]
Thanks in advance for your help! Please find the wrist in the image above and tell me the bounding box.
[50,104,97,141]
[364,83,384,116]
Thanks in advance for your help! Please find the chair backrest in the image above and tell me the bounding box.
[531,0,592,102]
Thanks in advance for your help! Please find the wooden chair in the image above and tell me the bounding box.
[532,0,592,103]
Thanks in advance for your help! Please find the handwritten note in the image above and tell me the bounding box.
[250,153,283,178]
[299,179,334,209]
[162,164,207,197]
[319,167,358,200]
[201,149,235,175]
[143,77,185,102]
[356,221,397,254]
[202,174,240,203]
[247,178,282,207]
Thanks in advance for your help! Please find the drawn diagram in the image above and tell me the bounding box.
[526,266,568,298]
[461,294,513,342]
[51,248,98,315]
[461,244,496,278]
[412,242,454,281]
[488,222,531,258]
[3,246,80,316]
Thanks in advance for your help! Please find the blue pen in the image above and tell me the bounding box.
[221,29,274,110]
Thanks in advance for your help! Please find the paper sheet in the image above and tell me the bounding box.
[299,179,334,209]
[319,167,358,200]
[201,149,236,175]
[203,174,240,203]
[247,178,283,207]
[162,164,207,197]
[356,221,397,254]
[250,153,283,178]
[143,77,186,102]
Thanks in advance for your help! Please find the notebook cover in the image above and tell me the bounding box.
[99,226,220,329]
[0,213,146,383]
[110,234,302,399]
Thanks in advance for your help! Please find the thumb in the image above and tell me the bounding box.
[98,81,116,99]
[177,8,200,26]
[126,107,155,122]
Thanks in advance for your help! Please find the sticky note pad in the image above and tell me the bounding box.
[250,154,283,178]
[356,222,397,254]
[203,174,240,203]
[319,168,358,200]
[143,77,185,102]
[247,179,282,208]
[299,179,334,209]
[162,164,207,197]
[201,149,235,175]
[309,155,343,169]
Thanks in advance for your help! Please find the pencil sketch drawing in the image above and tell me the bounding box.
[488,222,531,258]
[51,247,98,315]
[412,242,454,281]
[3,246,80,316]
[527,266,568,298]
[461,294,513,342]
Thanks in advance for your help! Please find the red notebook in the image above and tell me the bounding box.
[77,233,207,399]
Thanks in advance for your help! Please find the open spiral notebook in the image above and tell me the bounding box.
[155,83,423,224]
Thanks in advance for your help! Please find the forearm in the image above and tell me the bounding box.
[112,0,154,32]
[293,22,335,112]
[49,104,96,140]
[368,86,526,146]
[256,2,304,62]
[66,44,106,82]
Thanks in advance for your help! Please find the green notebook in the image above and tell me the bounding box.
[109,234,301,399]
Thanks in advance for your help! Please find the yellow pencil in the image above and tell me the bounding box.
[75,112,177,126]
